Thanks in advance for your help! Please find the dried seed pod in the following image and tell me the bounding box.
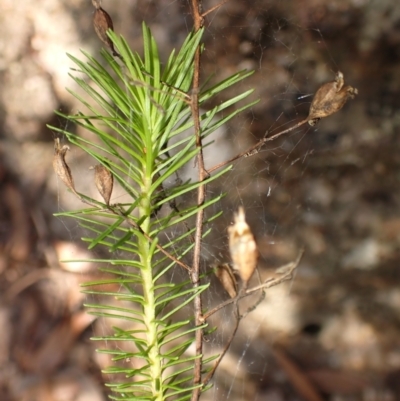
[228,207,258,288]
[93,164,113,205]
[91,0,101,8]
[53,138,77,195]
[308,71,358,126]
[214,264,238,298]
[93,6,121,58]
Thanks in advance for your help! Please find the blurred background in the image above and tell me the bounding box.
[0,0,400,400]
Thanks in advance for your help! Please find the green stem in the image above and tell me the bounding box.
[139,172,162,400]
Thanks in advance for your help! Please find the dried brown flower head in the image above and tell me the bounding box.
[228,207,258,288]
[93,6,121,58]
[93,164,114,205]
[308,71,358,126]
[91,0,101,8]
[214,264,238,298]
[53,138,77,195]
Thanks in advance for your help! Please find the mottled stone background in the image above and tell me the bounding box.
[1,0,400,400]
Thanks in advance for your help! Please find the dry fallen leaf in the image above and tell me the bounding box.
[308,71,358,126]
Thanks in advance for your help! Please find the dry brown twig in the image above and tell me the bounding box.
[202,304,240,387]
[111,205,192,272]
[201,0,231,18]
[186,3,359,398]
[202,238,304,386]
[189,1,208,397]
[204,241,304,322]
[207,71,358,175]
[200,206,302,387]
[202,252,303,386]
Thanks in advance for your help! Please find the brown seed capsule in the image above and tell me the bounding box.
[93,6,121,58]
[93,164,113,205]
[228,207,258,288]
[53,138,78,195]
[308,71,358,126]
[91,0,101,8]
[214,264,238,298]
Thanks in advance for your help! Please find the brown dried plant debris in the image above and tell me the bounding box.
[228,207,258,289]
[92,164,113,205]
[53,138,78,196]
[3,183,31,262]
[308,71,358,126]
[92,3,121,58]
[214,263,238,298]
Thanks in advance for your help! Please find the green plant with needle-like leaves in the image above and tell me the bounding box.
[50,22,256,401]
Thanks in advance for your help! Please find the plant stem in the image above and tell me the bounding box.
[139,171,162,399]
[190,1,206,400]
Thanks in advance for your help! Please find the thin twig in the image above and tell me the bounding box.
[201,0,230,18]
[189,1,306,397]
[202,249,304,321]
[190,1,207,399]
[202,264,265,386]
[168,199,196,244]
[131,74,192,104]
[202,303,240,386]
[208,118,309,174]
[239,287,266,319]
[110,205,192,271]
[239,264,265,318]
[59,187,192,271]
